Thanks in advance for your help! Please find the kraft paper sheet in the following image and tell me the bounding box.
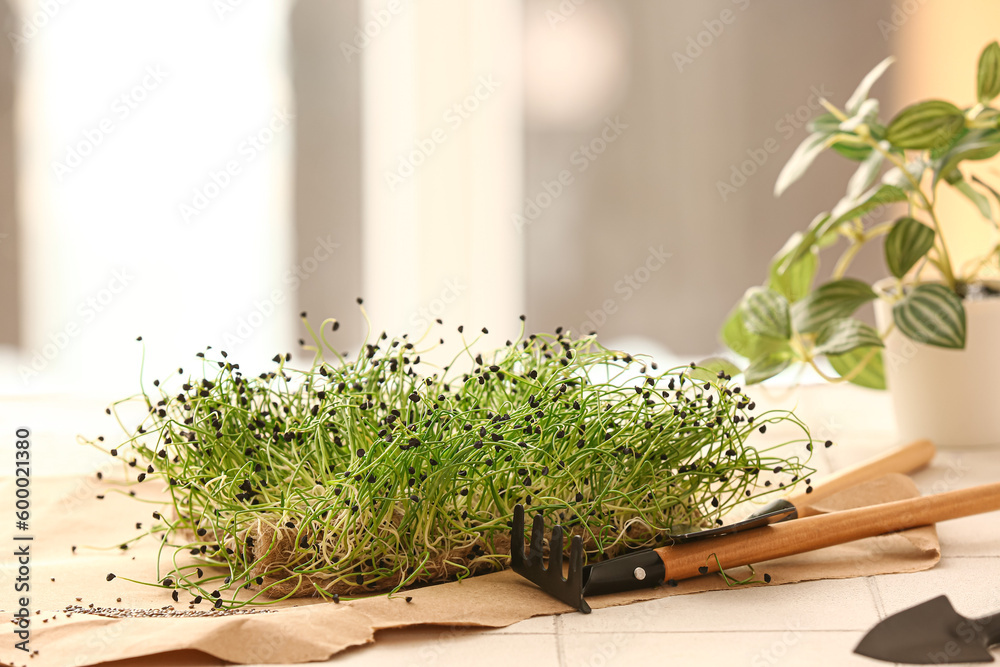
[0,473,939,666]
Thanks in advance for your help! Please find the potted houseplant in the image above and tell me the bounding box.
[722,41,1000,447]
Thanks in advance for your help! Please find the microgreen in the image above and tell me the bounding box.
[87,314,814,608]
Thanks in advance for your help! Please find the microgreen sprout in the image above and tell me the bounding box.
[86,314,814,607]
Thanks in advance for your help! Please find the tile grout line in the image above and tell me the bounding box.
[554,613,567,667]
[866,575,887,620]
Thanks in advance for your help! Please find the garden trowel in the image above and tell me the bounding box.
[854,595,1000,663]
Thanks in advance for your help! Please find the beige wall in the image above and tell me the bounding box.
[524,0,895,355]
[0,0,18,346]
[289,0,365,340]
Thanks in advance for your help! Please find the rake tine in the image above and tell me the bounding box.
[511,504,526,568]
[508,505,592,613]
[529,511,545,563]
[569,535,590,613]
[509,505,660,614]
[547,524,564,581]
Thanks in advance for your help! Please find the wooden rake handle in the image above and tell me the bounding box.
[788,439,935,517]
[654,479,1000,582]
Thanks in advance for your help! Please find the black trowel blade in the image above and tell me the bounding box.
[854,595,995,664]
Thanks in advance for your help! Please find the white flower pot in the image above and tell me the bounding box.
[873,278,1000,447]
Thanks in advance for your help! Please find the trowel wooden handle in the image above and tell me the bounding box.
[654,479,1000,583]
[788,439,935,516]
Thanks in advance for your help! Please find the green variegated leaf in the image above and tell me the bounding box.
[775,132,828,196]
[813,318,884,356]
[971,175,1000,229]
[778,212,834,271]
[892,283,966,349]
[845,145,885,200]
[744,351,793,385]
[768,233,818,303]
[846,56,895,114]
[831,184,908,224]
[978,40,1000,104]
[881,160,926,191]
[886,100,965,150]
[885,216,935,278]
[739,287,791,340]
[840,98,881,133]
[689,357,743,383]
[792,279,878,334]
[954,179,993,220]
[827,346,886,389]
[831,141,874,161]
[932,129,1000,185]
[930,127,969,161]
[721,308,788,360]
[808,113,841,134]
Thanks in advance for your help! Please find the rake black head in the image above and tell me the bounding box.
[510,504,591,613]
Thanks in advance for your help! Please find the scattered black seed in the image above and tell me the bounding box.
[698,566,708,574]
[763,573,772,583]
[106,573,115,581]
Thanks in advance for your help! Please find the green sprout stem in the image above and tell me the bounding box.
[85,318,816,607]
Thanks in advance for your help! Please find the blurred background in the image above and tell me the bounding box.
[1,0,998,398]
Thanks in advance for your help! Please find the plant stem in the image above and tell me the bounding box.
[806,347,879,384]
[863,138,957,288]
[832,241,863,280]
